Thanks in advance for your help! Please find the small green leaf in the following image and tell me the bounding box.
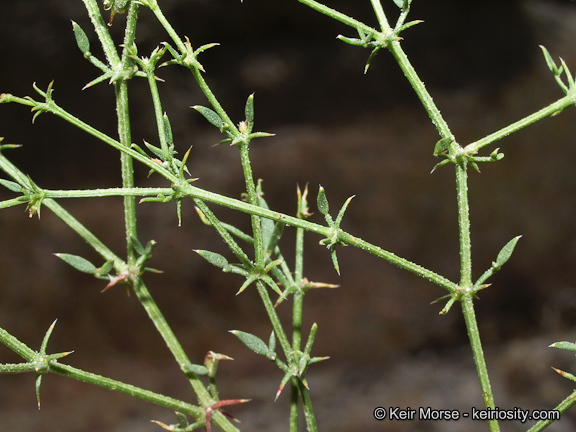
[317,185,329,215]
[494,235,522,269]
[163,113,174,146]
[192,105,224,129]
[0,179,23,193]
[335,195,355,227]
[540,45,559,75]
[144,141,166,160]
[550,341,576,352]
[552,367,576,383]
[265,222,285,253]
[245,93,255,123]
[229,330,271,357]
[433,136,454,156]
[130,236,146,256]
[330,247,340,275]
[268,331,276,355]
[194,250,229,269]
[95,260,114,278]
[393,0,412,9]
[71,21,90,54]
[183,363,209,375]
[54,253,97,274]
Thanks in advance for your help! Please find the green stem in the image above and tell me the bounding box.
[455,164,472,287]
[370,0,391,33]
[44,198,124,266]
[22,187,172,199]
[296,0,375,34]
[461,296,499,432]
[527,390,576,432]
[464,95,574,154]
[51,362,204,419]
[239,144,265,267]
[290,213,306,432]
[82,0,121,66]
[256,281,292,359]
[387,39,452,138]
[298,380,319,432]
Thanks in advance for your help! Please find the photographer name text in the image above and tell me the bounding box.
[373,406,560,423]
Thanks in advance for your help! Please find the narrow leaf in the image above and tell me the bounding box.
[0,179,23,193]
[54,253,97,274]
[194,250,229,270]
[317,185,329,215]
[268,331,276,355]
[229,330,271,357]
[245,93,255,123]
[130,236,146,256]
[71,20,90,54]
[192,105,224,129]
[163,113,173,146]
[550,341,576,352]
[494,235,522,268]
[540,45,559,74]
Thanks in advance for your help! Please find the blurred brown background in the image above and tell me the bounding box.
[2,0,576,430]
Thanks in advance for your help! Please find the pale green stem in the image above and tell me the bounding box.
[15,187,174,199]
[298,380,318,432]
[370,0,391,33]
[388,39,453,138]
[296,0,375,34]
[238,143,265,267]
[456,164,472,287]
[82,0,121,66]
[461,297,499,432]
[290,208,306,432]
[51,362,204,419]
[465,94,574,154]
[527,390,576,432]
[255,281,292,360]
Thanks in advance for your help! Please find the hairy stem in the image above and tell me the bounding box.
[461,296,499,432]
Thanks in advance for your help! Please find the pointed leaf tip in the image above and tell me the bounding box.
[72,20,90,54]
[229,330,271,357]
[54,253,97,274]
[494,235,521,268]
[194,249,229,269]
[317,185,329,215]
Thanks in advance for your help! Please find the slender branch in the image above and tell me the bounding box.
[527,390,576,432]
[461,297,499,432]
[51,362,204,418]
[464,95,573,154]
[296,0,376,34]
